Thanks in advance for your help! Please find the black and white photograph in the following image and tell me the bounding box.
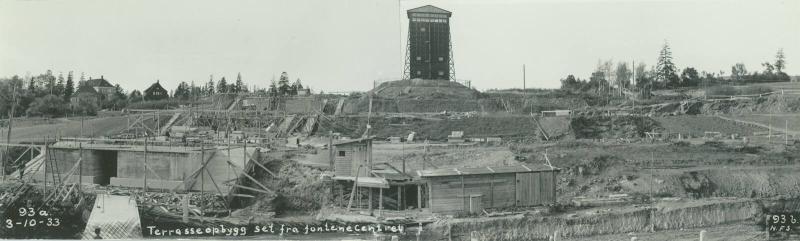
[1,0,799,240]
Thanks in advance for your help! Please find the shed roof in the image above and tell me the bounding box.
[417,164,558,177]
[407,5,452,15]
[332,176,389,189]
[332,137,373,146]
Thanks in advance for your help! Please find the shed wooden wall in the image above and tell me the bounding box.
[333,143,368,177]
[515,171,557,206]
[427,171,557,214]
[428,173,515,214]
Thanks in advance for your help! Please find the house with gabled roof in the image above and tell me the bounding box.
[83,76,116,100]
[144,80,169,101]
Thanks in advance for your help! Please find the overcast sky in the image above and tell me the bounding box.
[1,0,798,92]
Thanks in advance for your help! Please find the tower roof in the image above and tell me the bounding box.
[407,5,451,17]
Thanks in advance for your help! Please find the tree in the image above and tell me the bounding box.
[174,81,191,100]
[44,70,55,94]
[235,73,244,93]
[74,97,98,116]
[680,67,700,87]
[762,62,775,75]
[278,72,290,95]
[775,48,786,73]
[26,94,67,117]
[615,62,632,89]
[588,71,607,93]
[64,71,74,101]
[291,78,304,95]
[655,41,679,88]
[634,63,649,88]
[206,75,215,95]
[731,63,747,81]
[129,90,143,102]
[217,77,228,93]
[55,73,65,96]
[268,81,278,96]
[559,75,582,90]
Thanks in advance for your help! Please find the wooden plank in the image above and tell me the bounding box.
[226,183,271,195]
[227,160,273,193]
[246,152,276,177]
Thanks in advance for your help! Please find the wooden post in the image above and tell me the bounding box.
[397,185,402,211]
[368,187,373,216]
[338,184,343,207]
[79,143,83,192]
[143,138,148,192]
[490,174,495,208]
[182,194,189,222]
[346,165,362,211]
[428,181,433,211]
[4,83,17,181]
[329,131,334,169]
[378,188,383,216]
[417,184,422,209]
[461,175,465,212]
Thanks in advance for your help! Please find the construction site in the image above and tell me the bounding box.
[1,3,800,241]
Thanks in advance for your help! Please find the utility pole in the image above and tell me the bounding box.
[4,83,17,181]
[523,64,526,90]
[144,138,148,192]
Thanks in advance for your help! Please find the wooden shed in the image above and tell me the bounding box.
[418,164,559,214]
[331,137,373,177]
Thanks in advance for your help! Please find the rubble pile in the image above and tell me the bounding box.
[131,191,228,216]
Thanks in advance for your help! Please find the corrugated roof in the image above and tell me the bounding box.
[332,137,373,146]
[417,164,558,177]
[331,176,389,189]
[407,5,452,16]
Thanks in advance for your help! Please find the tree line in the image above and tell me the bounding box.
[560,42,790,97]
[0,71,311,119]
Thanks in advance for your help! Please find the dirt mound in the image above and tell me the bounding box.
[372,79,478,99]
[655,116,767,137]
[317,115,542,141]
[259,159,327,214]
[570,116,661,139]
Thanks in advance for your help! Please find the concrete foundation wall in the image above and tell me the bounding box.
[43,144,254,193]
[116,151,188,181]
[47,148,111,184]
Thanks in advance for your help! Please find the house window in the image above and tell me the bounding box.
[438,57,444,62]
[416,56,422,61]
[338,151,346,157]
[420,27,426,32]
[438,71,444,76]
[416,71,422,75]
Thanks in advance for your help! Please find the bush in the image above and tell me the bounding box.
[26,94,68,117]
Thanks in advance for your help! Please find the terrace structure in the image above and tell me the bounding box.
[23,140,263,195]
